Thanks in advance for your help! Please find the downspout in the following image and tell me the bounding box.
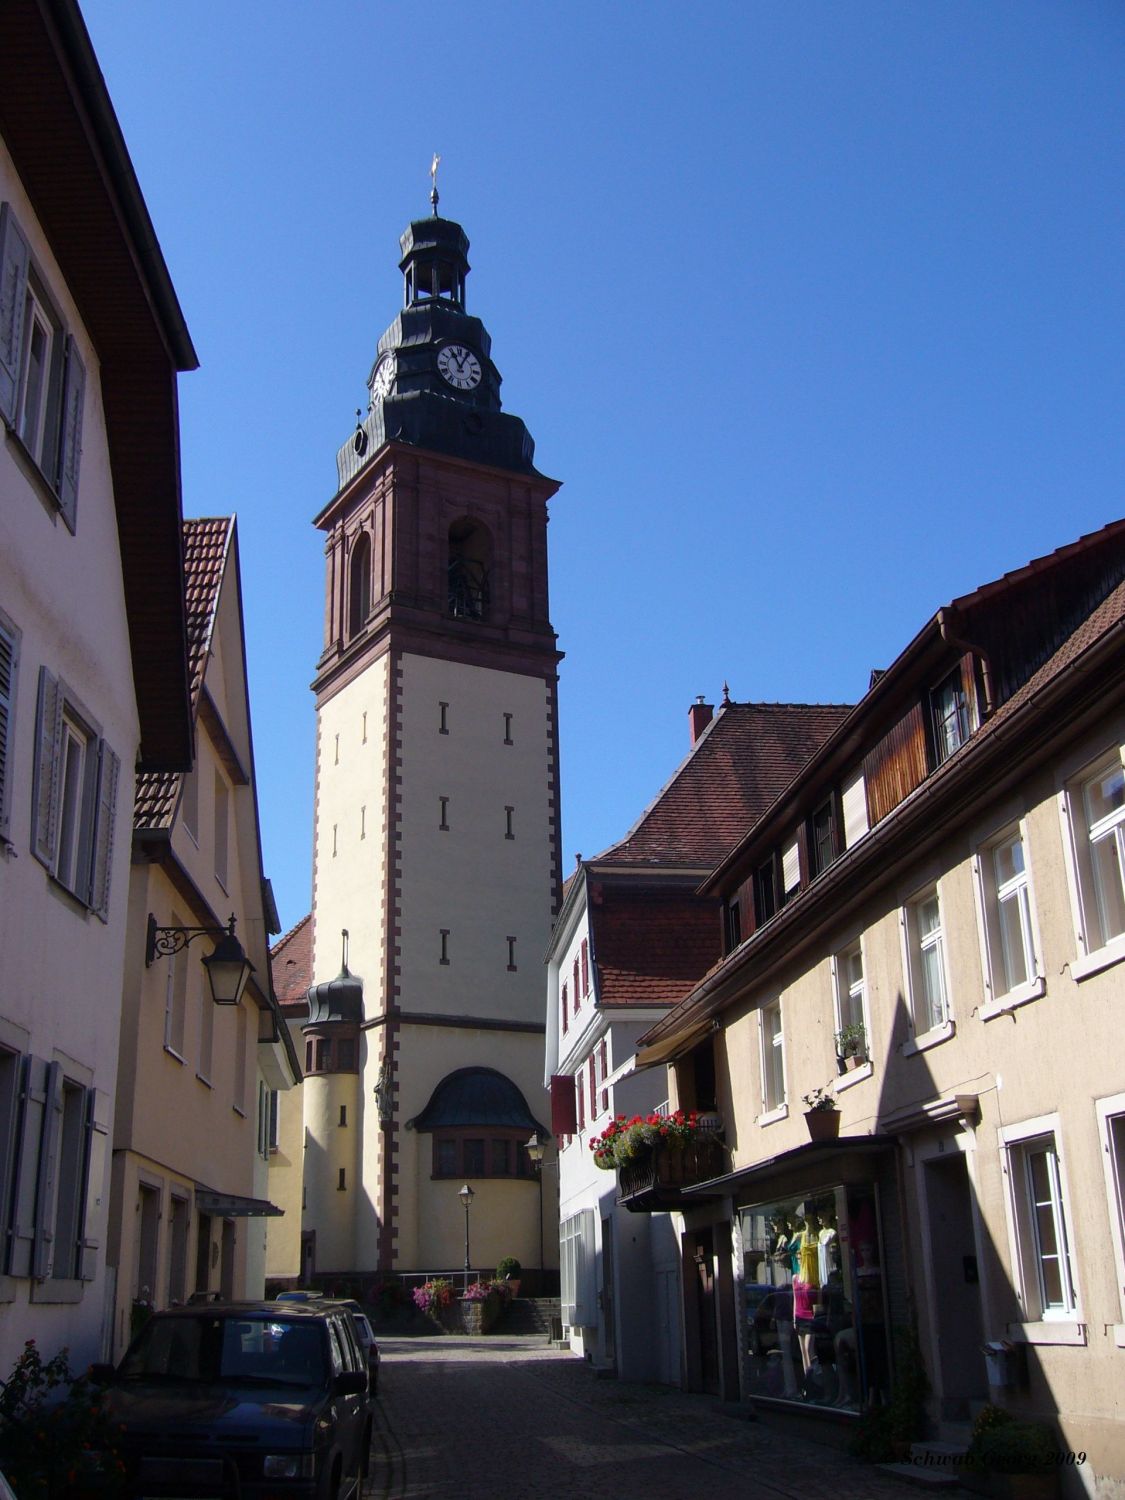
[938,606,996,717]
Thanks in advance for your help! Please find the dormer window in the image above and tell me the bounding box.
[810,798,837,877]
[931,667,971,765]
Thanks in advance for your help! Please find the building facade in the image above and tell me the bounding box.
[547,699,851,1381]
[633,523,1125,1496]
[0,0,195,1368]
[110,517,298,1357]
[269,208,561,1287]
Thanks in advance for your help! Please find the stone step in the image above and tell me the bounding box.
[877,1461,962,1490]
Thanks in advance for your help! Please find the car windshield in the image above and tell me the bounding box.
[119,1315,327,1388]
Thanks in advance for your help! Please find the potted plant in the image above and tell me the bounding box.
[496,1256,521,1296]
[969,1416,1061,1500]
[835,1022,868,1071]
[802,1086,840,1141]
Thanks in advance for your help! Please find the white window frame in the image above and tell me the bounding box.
[831,938,872,1090]
[16,282,55,465]
[1095,1092,1125,1346]
[930,664,974,766]
[758,999,787,1123]
[900,883,954,1053]
[1059,748,1125,980]
[998,1113,1082,1340]
[972,819,1045,1018]
[560,1209,595,1327]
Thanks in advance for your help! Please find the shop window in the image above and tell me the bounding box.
[1000,1118,1078,1322]
[739,1184,888,1409]
[973,822,1043,1010]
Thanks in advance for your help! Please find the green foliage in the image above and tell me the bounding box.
[848,1327,930,1462]
[495,1256,521,1280]
[973,1420,1058,1475]
[0,1340,125,1498]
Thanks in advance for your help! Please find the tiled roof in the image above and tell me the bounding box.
[134,517,232,831]
[271,913,313,1008]
[592,892,720,1008]
[597,702,852,868]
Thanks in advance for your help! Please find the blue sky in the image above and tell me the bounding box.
[82,0,1125,935]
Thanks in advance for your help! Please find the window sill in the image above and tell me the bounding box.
[30,1278,84,1305]
[4,424,70,530]
[836,1062,873,1091]
[232,1105,246,1119]
[758,1104,789,1127]
[196,1073,212,1089]
[0,1275,17,1304]
[1070,938,1125,983]
[980,977,1046,1021]
[902,1020,955,1057]
[163,1045,186,1065]
[1006,1320,1086,1346]
[1113,1325,1125,1349]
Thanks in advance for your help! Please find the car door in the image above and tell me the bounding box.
[327,1315,365,1483]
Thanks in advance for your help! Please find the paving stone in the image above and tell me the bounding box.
[364,1334,930,1500]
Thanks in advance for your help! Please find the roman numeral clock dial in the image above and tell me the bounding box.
[437,343,482,391]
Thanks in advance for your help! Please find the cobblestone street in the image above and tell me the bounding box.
[365,1335,915,1500]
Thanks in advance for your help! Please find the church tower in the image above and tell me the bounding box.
[300,198,561,1283]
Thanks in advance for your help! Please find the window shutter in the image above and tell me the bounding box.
[781,838,800,896]
[588,1055,596,1117]
[77,1087,109,1281]
[574,1210,596,1325]
[599,1040,608,1113]
[550,1074,577,1135]
[89,740,120,920]
[576,1069,585,1130]
[561,982,568,1034]
[56,335,85,531]
[31,667,62,871]
[0,621,17,839]
[0,204,30,426]
[7,1055,48,1277]
[581,939,589,996]
[32,1062,63,1279]
[842,771,869,849]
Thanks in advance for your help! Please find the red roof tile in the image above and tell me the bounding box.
[134,517,232,831]
[271,913,313,1008]
[592,891,720,1008]
[597,702,852,868]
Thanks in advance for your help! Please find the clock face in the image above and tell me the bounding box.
[437,343,482,391]
[371,354,396,402]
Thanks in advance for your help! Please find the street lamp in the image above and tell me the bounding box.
[458,1183,474,1285]
[145,912,254,1007]
[525,1132,545,1287]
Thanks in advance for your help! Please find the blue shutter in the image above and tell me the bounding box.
[56,335,84,531]
[7,1056,47,1277]
[31,1062,63,1279]
[0,204,30,426]
[77,1087,109,1282]
[0,620,17,840]
[31,667,62,871]
[90,740,120,920]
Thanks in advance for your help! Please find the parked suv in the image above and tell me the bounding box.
[93,1301,372,1499]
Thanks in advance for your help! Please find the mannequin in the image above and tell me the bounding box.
[792,1207,821,1385]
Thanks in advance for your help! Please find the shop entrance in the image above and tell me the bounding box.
[694,1228,721,1395]
[601,1216,616,1367]
[922,1153,987,1420]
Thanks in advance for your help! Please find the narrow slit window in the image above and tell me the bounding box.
[439,929,450,965]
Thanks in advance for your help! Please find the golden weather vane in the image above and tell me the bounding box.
[430,152,441,213]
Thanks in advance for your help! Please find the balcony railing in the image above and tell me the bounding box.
[616,1137,727,1213]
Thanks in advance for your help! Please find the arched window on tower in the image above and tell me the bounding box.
[447,519,491,622]
[349,532,371,639]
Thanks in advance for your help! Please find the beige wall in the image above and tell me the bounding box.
[700,709,1125,1494]
[0,142,139,1369]
[266,1018,306,1282]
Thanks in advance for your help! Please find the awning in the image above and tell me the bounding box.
[680,1133,896,1202]
[195,1187,283,1219]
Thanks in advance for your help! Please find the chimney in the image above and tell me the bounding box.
[689,696,713,744]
